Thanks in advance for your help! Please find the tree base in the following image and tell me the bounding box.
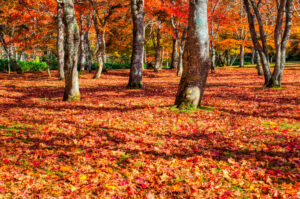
[63,93,80,101]
[127,82,144,89]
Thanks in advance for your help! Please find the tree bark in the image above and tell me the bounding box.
[240,45,244,67]
[256,50,263,75]
[79,14,86,72]
[62,0,80,101]
[177,26,187,76]
[154,21,161,72]
[57,2,65,80]
[84,14,92,72]
[170,39,178,69]
[127,0,144,89]
[175,0,210,108]
[210,41,216,73]
[177,45,183,76]
[269,0,294,87]
[251,47,255,64]
[244,0,272,86]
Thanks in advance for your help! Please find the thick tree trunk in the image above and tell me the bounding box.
[128,0,144,89]
[57,2,65,80]
[240,45,244,67]
[256,51,263,76]
[154,21,161,72]
[63,0,80,101]
[79,14,86,72]
[175,0,210,108]
[210,41,216,73]
[170,39,178,69]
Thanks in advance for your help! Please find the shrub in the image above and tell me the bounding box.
[0,59,48,72]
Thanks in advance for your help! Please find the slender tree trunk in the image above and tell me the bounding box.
[92,12,104,79]
[177,26,187,76]
[160,47,164,68]
[154,21,161,72]
[46,46,51,78]
[0,34,21,73]
[84,15,92,72]
[210,41,216,73]
[269,0,294,87]
[63,0,80,101]
[230,55,238,66]
[128,0,144,89]
[175,0,210,108]
[7,50,10,75]
[79,14,86,72]
[256,51,263,75]
[240,45,244,67]
[244,0,272,86]
[170,39,178,69]
[251,47,255,64]
[177,45,183,76]
[57,2,65,80]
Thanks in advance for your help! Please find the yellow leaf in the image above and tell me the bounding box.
[105,185,116,189]
[60,166,72,172]
[79,175,87,180]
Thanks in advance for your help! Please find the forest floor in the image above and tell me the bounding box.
[0,66,299,198]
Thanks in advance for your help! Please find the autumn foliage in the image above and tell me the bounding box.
[0,67,299,198]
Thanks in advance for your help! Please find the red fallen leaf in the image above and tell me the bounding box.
[268,170,276,175]
[44,127,49,131]
[33,161,41,167]
[0,188,6,193]
[126,185,136,195]
[3,159,9,164]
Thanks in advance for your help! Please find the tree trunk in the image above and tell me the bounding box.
[79,14,86,72]
[0,34,21,73]
[170,39,178,69]
[230,55,238,66]
[127,0,144,89]
[256,51,263,75]
[210,41,216,73]
[63,0,80,101]
[240,45,244,67]
[177,45,183,76]
[175,0,210,108]
[243,0,272,86]
[160,47,164,69]
[251,47,255,64]
[154,21,161,72]
[84,14,92,72]
[57,2,65,80]
[92,12,106,79]
[269,0,294,87]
